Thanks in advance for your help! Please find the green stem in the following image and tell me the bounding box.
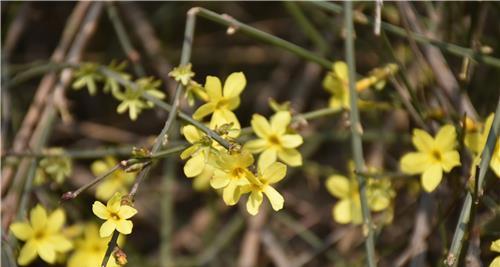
[344,2,376,267]
[445,97,500,266]
[312,1,500,68]
[193,7,332,69]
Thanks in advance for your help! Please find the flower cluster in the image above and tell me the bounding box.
[178,70,303,215]
[35,149,72,185]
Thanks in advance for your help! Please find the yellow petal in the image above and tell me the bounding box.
[263,186,284,211]
[46,209,65,233]
[37,242,56,264]
[368,193,390,212]
[333,199,352,224]
[99,220,116,237]
[435,124,457,152]
[223,72,246,98]
[115,219,133,235]
[211,109,241,130]
[49,235,73,252]
[225,96,240,111]
[277,148,302,166]
[182,125,202,143]
[91,160,109,176]
[333,61,348,82]
[270,111,291,135]
[491,239,500,253]
[421,164,443,192]
[440,151,461,172]
[258,148,277,171]
[184,153,205,177]
[490,257,500,267]
[325,175,351,199]
[246,191,263,216]
[262,162,287,184]
[118,205,138,219]
[95,180,120,201]
[280,134,303,148]
[237,151,255,168]
[244,139,268,153]
[251,114,272,138]
[205,76,222,100]
[400,152,432,174]
[491,147,500,178]
[30,205,47,231]
[412,129,434,152]
[10,223,33,241]
[222,182,240,206]
[17,240,38,266]
[464,132,482,154]
[107,193,122,212]
[92,201,110,220]
[211,170,230,189]
[180,145,199,160]
[192,103,216,121]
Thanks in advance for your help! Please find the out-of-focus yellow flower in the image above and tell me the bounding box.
[325,171,395,224]
[211,151,254,206]
[490,239,500,267]
[181,125,214,178]
[244,111,303,170]
[240,162,287,215]
[168,63,195,86]
[192,72,246,130]
[464,114,500,178]
[114,77,165,121]
[92,193,137,237]
[72,63,103,95]
[323,61,350,111]
[35,151,72,185]
[10,205,73,265]
[400,125,461,192]
[91,157,135,201]
[67,223,124,267]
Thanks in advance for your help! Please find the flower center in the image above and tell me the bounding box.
[431,150,442,161]
[215,99,228,110]
[268,135,280,145]
[110,212,120,220]
[34,230,46,240]
[231,167,245,178]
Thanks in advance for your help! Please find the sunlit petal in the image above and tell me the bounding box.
[223,72,246,98]
[263,186,284,211]
[421,164,443,192]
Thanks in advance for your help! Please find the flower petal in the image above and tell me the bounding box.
[116,219,133,235]
[412,129,434,152]
[225,96,240,111]
[211,170,230,189]
[464,132,482,154]
[107,193,122,212]
[435,124,457,152]
[17,240,38,266]
[263,186,284,211]
[223,72,246,98]
[244,139,268,153]
[270,111,291,135]
[192,103,216,121]
[37,242,56,264]
[400,152,432,174]
[49,235,73,252]
[333,61,348,82]
[421,164,443,192]
[246,191,263,216]
[280,134,303,148]
[222,182,240,206]
[99,220,116,237]
[251,114,271,138]
[441,151,461,172]
[325,175,351,199]
[184,153,205,177]
[91,160,109,176]
[258,148,277,170]
[182,125,202,144]
[10,223,33,241]
[205,76,222,100]
[47,209,65,232]
[333,199,352,224]
[118,205,138,219]
[30,205,47,231]
[277,148,302,166]
[92,201,110,220]
[263,162,287,184]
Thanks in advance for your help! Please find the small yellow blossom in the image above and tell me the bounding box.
[323,61,350,111]
[240,162,287,215]
[211,151,254,206]
[192,72,246,130]
[35,152,72,185]
[10,205,73,265]
[181,125,214,178]
[92,193,137,237]
[490,239,500,267]
[244,111,303,170]
[114,77,165,121]
[91,157,135,200]
[464,114,500,178]
[400,125,461,192]
[168,63,195,86]
[67,223,124,267]
[72,63,103,95]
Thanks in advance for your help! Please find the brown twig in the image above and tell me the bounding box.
[238,211,267,267]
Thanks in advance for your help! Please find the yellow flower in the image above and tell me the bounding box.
[192,72,246,130]
[210,151,254,206]
[35,151,72,185]
[181,124,214,178]
[92,193,137,237]
[325,171,395,224]
[240,162,287,216]
[400,125,461,192]
[244,111,303,170]
[490,239,500,267]
[168,63,195,86]
[92,157,135,200]
[10,205,73,265]
[114,77,165,121]
[67,223,124,267]
[323,61,350,111]
[464,114,500,178]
